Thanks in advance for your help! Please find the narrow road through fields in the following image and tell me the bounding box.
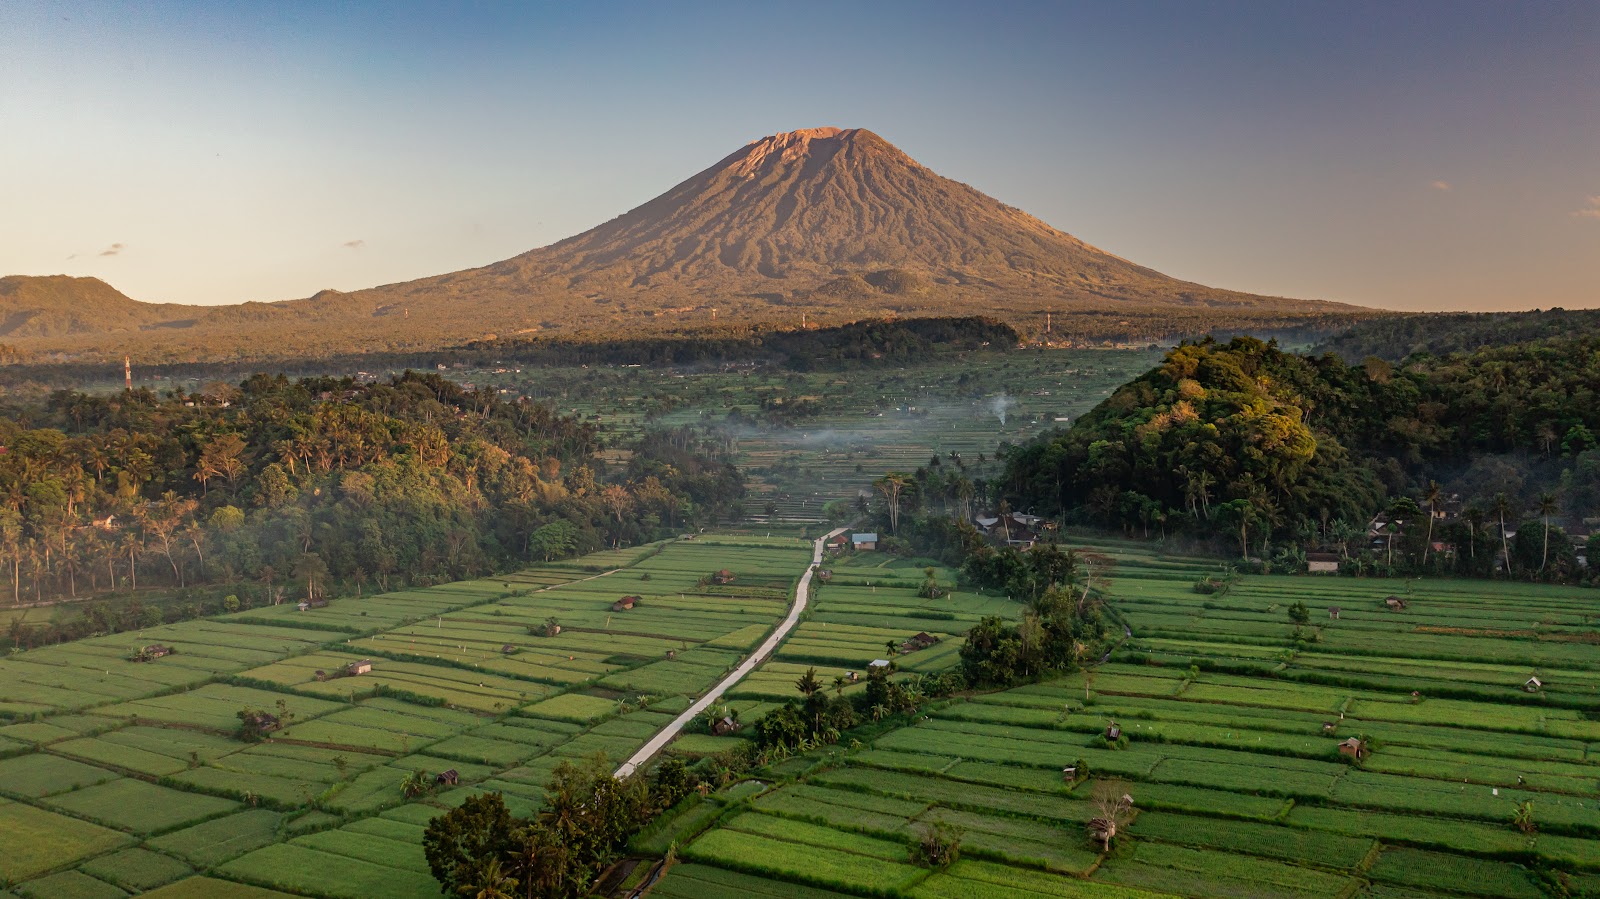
[614,526,849,779]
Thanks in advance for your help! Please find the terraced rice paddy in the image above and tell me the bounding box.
[658,540,1600,898]
[0,537,810,898]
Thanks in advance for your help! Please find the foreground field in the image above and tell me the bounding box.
[0,537,810,898]
[655,541,1600,898]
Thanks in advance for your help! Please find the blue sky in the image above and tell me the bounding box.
[1,1,1595,310]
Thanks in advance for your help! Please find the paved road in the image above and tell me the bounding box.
[614,527,849,779]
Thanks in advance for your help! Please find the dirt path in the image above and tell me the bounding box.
[613,526,848,779]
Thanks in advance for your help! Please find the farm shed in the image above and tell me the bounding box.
[435,769,459,786]
[905,632,941,650]
[1524,676,1543,693]
[297,598,329,612]
[1328,607,1341,620]
[712,569,736,584]
[1338,737,1367,760]
[612,596,640,611]
[712,716,740,736]
[1384,596,1408,611]
[1105,722,1122,741]
[868,659,891,670]
[852,533,879,551]
[501,644,516,654]
[1306,552,1341,573]
[346,659,374,676]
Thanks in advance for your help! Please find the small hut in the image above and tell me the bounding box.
[297,598,329,612]
[907,632,941,650]
[666,649,677,660]
[1105,722,1122,741]
[540,621,562,637]
[435,769,459,787]
[712,569,736,585]
[847,671,859,683]
[1321,721,1337,734]
[868,659,892,670]
[1328,607,1341,620]
[501,644,516,655]
[346,659,374,676]
[712,716,740,736]
[1338,737,1367,760]
[612,596,640,612]
[1384,596,1408,611]
[817,569,834,582]
[1061,765,1078,782]
[1524,676,1543,693]
[241,710,280,734]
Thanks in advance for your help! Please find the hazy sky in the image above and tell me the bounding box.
[2,1,1596,312]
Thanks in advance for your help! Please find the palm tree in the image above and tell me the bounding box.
[1421,481,1441,566]
[467,856,518,899]
[794,666,822,699]
[1537,492,1559,575]
[1492,493,1515,576]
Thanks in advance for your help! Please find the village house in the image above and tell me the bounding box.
[1306,552,1341,574]
[825,534,849,553]
[852,533,879,551]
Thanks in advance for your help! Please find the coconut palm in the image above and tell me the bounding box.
[1422,481,1441,566]
[1492,493,1515,576]
[1537,492,1559,575]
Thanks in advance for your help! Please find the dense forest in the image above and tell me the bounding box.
[0,372,742,625]
[986,335,1600,580]
[1316,307,1600,363]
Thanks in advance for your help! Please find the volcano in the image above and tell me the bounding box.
[1,128,1360,362]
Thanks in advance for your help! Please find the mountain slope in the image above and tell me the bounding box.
[1,128,1366,362]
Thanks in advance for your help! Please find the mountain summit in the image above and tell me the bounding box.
[1,128,1359,362]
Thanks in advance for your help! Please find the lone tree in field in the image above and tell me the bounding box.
[1086,778,1136,852]
[909,820,962,868]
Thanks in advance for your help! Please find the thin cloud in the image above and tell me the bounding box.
[98,242,126,256]
[342,239,366,249]
[1573,196,1600,220]
[1430,180,1452,192]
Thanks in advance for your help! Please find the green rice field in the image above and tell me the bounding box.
[658,539,1600,898]
[0,536,811,897]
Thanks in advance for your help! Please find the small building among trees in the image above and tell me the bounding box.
[903,632,941,651]
[852,533,879,551]
[1306,552,1341,574]
[712,716,741,736]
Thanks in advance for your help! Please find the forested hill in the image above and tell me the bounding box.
[1315,308,1600,362]
[999,336,1600,576]
[0,372,742,621]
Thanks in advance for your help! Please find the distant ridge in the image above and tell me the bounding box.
[0,128,1369,362]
